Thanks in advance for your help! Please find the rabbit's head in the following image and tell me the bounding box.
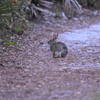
[48,33,58,45]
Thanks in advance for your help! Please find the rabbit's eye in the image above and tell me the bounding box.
[48,40,52,44]
[48,41,50,44]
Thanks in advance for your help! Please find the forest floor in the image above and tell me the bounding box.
[0,9,100,100]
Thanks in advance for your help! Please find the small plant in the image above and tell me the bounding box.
[0,21,6,25]
[14,26,23,33]
[0,0,28,31]
[4,41,17,45]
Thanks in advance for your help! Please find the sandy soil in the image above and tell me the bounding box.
[0,10,100,100]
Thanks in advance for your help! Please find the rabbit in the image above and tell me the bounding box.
[48,34,68,58]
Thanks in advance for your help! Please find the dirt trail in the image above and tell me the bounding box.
[0,11,100,100]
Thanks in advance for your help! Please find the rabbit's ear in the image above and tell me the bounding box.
[53,33,58,40]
